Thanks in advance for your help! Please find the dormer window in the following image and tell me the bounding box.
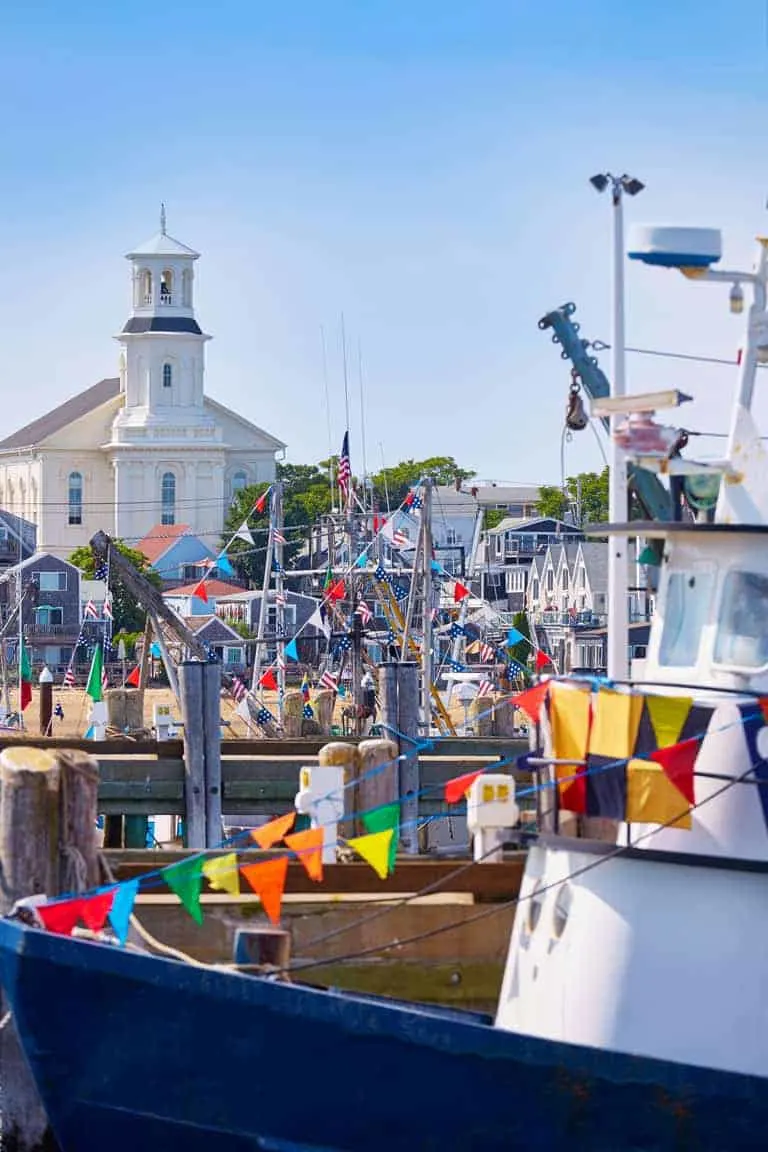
[160,269,173,305]
[162,363,173,389]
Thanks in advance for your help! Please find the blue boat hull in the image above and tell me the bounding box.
[0,918,766,1151]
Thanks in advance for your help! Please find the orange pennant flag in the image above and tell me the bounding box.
[445,770,484,805]
[240,856,289,925]
[126,665,140,688]
[284,827,324,882]
[250,811,296,849]
[513,681,549,723]
[193,580,208,603]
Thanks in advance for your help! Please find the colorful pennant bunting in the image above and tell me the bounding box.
[535,650,552,671]
[626,758,692,828]
[649,737,699,806]
[259,668,278,691]
[645,694,693,750]
[284,639,299,662]
[240,856,289,925]
[37,897,84,936]
[345,829,395,879]
[164,857,204,925]
[362,803,399,873]
[453,581,470,603]
[235,520,254,546]
[512,681,549,723]
[549,682,591,814]
[109,879,139,945]
[80,889,116,933]
[445,770,484,804]
[193,580,208,604]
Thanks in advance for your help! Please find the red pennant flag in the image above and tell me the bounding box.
[404,491,414,507]
[650,737,699,805]
[193,580,208,603]
[79,889,117,933]
[513,681,549,723]
[284,827,324,882]
[373,514,380,533]
[759,697,768,725]
[535,650,551,671]
[445,770,484,805]
[126,665,140,688]
[38,897,84,936]
[20,680,32,711]
[255,489,269,514]
[453,581,470,603]
[240,856,289,925]
[328,580,346,602]
[259,667,278,691]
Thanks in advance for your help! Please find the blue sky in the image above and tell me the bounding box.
[1,0,767,485]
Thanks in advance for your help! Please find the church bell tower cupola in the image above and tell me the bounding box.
[115,206,211,418]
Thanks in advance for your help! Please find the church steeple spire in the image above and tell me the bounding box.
[160,202,167,235]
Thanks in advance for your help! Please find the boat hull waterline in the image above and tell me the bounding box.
[0,919,765,1151]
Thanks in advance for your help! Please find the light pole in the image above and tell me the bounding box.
[590,172,645,680]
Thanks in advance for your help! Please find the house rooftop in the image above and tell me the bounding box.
[137,524,197,566]
[165,579,244,598]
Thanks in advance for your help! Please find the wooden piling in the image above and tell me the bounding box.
[356,738,399,837]
[179,661,206,849]
[0,745,100,1151]
[282,689,304,737]
[202,661,223,848]
[377,663,398,744]
[314,688,336,734]
[469,696,495,737]
[396,661,420,855]
[492,694,517,737]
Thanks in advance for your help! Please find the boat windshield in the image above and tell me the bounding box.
[658,569,715,667]
[713,570,768,669]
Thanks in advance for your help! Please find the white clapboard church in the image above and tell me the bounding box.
[0,209,285,553]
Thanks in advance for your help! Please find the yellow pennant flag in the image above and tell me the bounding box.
[646,694,692,750]
[202,852,240,896]
[345,829,394,880]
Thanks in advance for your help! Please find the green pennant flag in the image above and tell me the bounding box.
[323,565,333,590]
[19,639,32,711]
[362,802,399,873]
[163,857,204,924]
[85,642,104,703]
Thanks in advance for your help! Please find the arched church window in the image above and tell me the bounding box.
[160,269,173,305]
[182,268,193,307]
[162,363,173,389]
[161,472,176,526]
[68,472,83,526]
[141,269,153,306]
[231,470,247,500]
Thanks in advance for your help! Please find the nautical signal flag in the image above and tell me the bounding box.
[259,667,278,691]
[453,581,470,603]
[126,665,140,688]
[512,681,549,723]
[193,580,208,603]
[535,649,552,671]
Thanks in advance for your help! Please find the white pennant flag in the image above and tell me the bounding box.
[235,520,254,546]
[308,604,331,640]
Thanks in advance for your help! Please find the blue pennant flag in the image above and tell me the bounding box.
[355,552,368,568]
[507,627,524,646]
[109,880,139,947]
[449,622,466,639]
[374,563,388,582]
[393,583,408,603]
[216,552,235,576]
[303,702,314,719]
[284,638,299,662]
[449,659,465,673]
[430,560,442,574]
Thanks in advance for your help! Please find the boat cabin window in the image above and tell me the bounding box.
[658,569,714,667]
[713,570,768,669]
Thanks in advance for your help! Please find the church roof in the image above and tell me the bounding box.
[126,230,200,259]
[0,378,120,451]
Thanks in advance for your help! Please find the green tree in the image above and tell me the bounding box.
[370,456,475,507]
[483,507,507,531]
[69,539,163,633]
[537,468,609,526]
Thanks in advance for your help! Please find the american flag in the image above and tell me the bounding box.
[302,702,314,719]
[256,707,274,726]
[275,591,286,607]
[102,596,113,621]
[338,431,351,501]
[101,664,109,693]
[94,559,109,582]
[355,600,372,624]
[319,669,338,692]
[273,529,286,545]
[230,675,248,703]
[450,622,466,639]
[393,583,408,603]
[63,665,75,687]
[480,642,496,663]
[477,679,493,699]
[84,600,99,620]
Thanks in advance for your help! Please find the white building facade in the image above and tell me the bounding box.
[0,211,285,554]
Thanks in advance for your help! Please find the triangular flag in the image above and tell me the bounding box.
[638,545,660,566]
[284,639,299,662]
[19,639,32,710]
[284,827,324,882]
[255,488,270,514]
[535,650,551,671]
[453,581,470,603]
[126,665,140,688]
[346,829,395,879]
[79,889,116,933]
[760,698,768,725]
[513,681,549,723]
[85,642,104,703]
[202,852,240,897]
[259,667,278,691]
[650,737,699,805]
[193,581,208,604]
[328,579,346,602]
[362,803,399,872]
[308,604,331,640]
[507,627,524,645]
[38,897,83,936]
[646,695,692,750]
[235,520,254,546]
[355,552,368,568]
[163,857,204,925]
[444,769,484,805]
[108,879,139,946]
[216,552,235,576]
[240,856,289,925]
[250,811,296,849]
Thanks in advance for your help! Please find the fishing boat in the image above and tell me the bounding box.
[3,220,768,1151]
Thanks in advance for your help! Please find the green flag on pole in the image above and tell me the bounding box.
[19,639,32,711]
[85,642,104,703]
